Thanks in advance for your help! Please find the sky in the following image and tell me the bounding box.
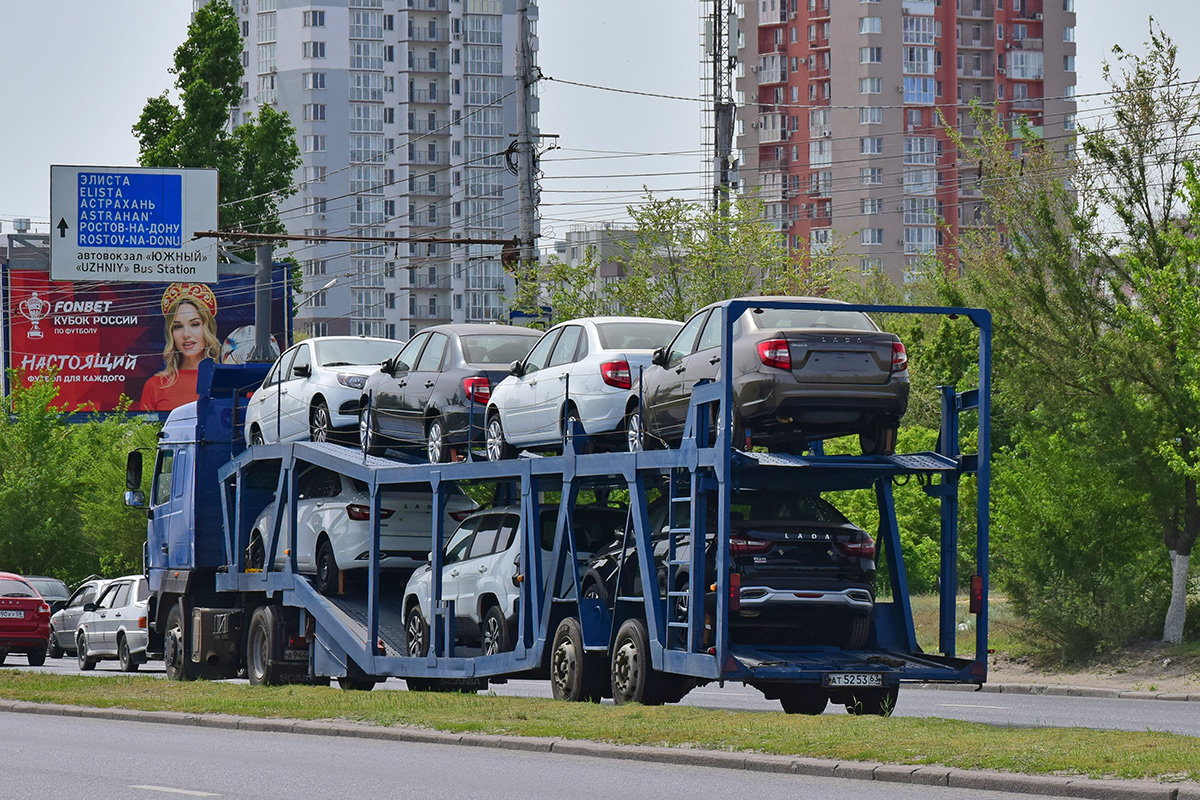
[0,1,1195,240]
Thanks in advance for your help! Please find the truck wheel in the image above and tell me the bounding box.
[481,606,512,656]
[778,686,828,715]
[610,618,671,706]
[844,685,899,717]
[46,628,64,659]
[246,605,284,686]
[77,635,97,671]
[315,539,340,597]
[164,604,198,681]
[550,617,605,703]
[27,648,46,667]
[337,676,377,691]
[117,635,138,672]
[405,605,429,657]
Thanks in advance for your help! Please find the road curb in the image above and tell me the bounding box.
[3,699,1198,798]
[915,682,1200,702]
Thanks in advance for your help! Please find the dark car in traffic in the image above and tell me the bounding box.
[0,572,51,667]
[22,576,70,613]
[625,297,909,455]
[359,324,542,463]
[580,490,877,649]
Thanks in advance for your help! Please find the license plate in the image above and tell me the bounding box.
[283,649,308,661]
[0,610,23,619]
[825,672,882,687]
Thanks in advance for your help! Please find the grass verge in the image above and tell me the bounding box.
[1,671,1197,783]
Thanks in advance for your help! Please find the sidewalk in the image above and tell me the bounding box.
[2,698,1197,800]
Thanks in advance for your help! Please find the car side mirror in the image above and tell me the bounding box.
[381,357,394,373]
[124,490,146,508]
[293,364,311,378]
[83,603,97,613]
[426,551,433,563]
[509,360,522,376]
[125,451,142,491]
[651,347,667,367]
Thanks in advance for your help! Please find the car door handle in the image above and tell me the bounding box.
[477,565,487,573]
[674,366,686,374]
[425,381,435,388]
[449,568,460,577]
[709,356,721,365]
[529,380,537,386]
[397,381,407,388]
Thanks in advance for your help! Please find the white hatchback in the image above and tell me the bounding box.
[244,336,400,445]
[484,317,682,458]
[248,464,478,595]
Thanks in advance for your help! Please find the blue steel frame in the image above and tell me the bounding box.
[215,300,991,689]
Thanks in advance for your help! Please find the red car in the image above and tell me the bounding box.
[0,572,51,667]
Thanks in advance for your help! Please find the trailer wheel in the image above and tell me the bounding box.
[550,617,605,703]
[843,685,899,717]
[481,605,512,655]
[315,539,340,597]
[405,605,429,657]
[337,676,377,691]
[778,686,828,715]
[246,605,283,686]
[611,618,674,706]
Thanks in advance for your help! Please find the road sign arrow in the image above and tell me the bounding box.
[57,218,69,238]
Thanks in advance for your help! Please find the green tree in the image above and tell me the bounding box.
[132,0,300,234]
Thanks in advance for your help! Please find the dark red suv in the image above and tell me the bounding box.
[0,572,51,667]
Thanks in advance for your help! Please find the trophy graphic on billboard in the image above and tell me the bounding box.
[19,292,50,339]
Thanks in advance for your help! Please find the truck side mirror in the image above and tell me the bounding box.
[124,490,146,508]
[126,451,143,491]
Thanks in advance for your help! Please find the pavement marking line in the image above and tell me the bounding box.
[129,786,219,797]
[936,703,1010,710]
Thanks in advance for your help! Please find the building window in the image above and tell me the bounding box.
[384,14,394,31]
[302,135,326,152]
[303,259,327,277]
[384,45,395,62]
[302,41,326,58]
[860,137,883,155]
[860,107,882,125]
[304,166,326,183]
[383,107,395,124]
[1063,0,1074,10]
[309,291,327,308]
[859,47,882,63]
[303,103,325,121]
[1063,26,1075,42]
[861,228,884,246]
[303,10,324,26]
[859,77,882,94]
[1064,114,1077,131]
[860,258,881,274]
[861,198,883,215]
[860,168,883,185]
[859,16,881,34]
[1064,55,1076,72]
[306,197,328,214]
[303,72,326,90]
[903,76,936,105]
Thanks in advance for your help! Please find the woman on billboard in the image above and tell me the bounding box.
[138,283,220,411]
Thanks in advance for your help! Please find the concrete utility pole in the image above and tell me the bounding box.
[707,0,738,215]
[249,243,275,362]
[514,1,538,264]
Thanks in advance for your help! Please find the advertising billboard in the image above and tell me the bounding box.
[3,266,290,414]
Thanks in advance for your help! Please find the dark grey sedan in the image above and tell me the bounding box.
[359,324,541,463]
[626,297,909,455]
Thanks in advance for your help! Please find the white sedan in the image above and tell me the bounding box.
[244,336,400,445]
[76,575,149,672]
[247,464,478,596]
[484,317,682,458]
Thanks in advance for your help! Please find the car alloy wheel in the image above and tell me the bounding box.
[427,417,448,464]
[310,402,331,443]
[625,406,644,452]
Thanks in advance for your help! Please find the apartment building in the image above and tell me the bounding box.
[737,0,1076,283]
[220,0,537,339]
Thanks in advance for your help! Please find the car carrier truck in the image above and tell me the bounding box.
[125,299,991,713]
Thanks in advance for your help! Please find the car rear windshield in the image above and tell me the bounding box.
[743,308,877,332]
[595,321,682,351]
[26,577,68,601]
[461,334,538,365]
[0,578,36,598]
[314,339,398,367]
[730,493,850,524]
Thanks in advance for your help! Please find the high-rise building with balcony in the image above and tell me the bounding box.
[220,0,537,339]
[736,0,1075,283]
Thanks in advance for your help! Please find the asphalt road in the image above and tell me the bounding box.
[0,711,1085,800]
[13,656,1200,737]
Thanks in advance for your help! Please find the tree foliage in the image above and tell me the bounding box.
[132,0,300,234]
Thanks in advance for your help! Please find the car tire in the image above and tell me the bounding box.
[405,604,430,657]
[360,407,385,456]
[843,685,899,717]
[842,613,871,650]
[485,413,515,461]
[46,628,64,659]
[164,603,198,681]
[426,417,450,464]
[859,417,898,456]
[778,685,828,715]
[563,407,592,454]
[249,426,265,446]
[310,401,332,443]
[27,648,46,668]
[624,404,645,452]
[117,634,138,672]
[315,539,340,597]
[610,617,672,706]
[77,634,97,671]
[246,531,265,571]
[481,605,512,656]
[550,617,606,702]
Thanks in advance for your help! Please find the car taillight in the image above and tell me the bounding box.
[449,508,474,522]
[37,603,50,617]
[463,376,491,404]
[891,341,908,373]
[835,535,877,559]
[600,360,632,389]
[138,616,147,629]
[730,535,773,555]
[757,339,791,370]
[346,504,396,521]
